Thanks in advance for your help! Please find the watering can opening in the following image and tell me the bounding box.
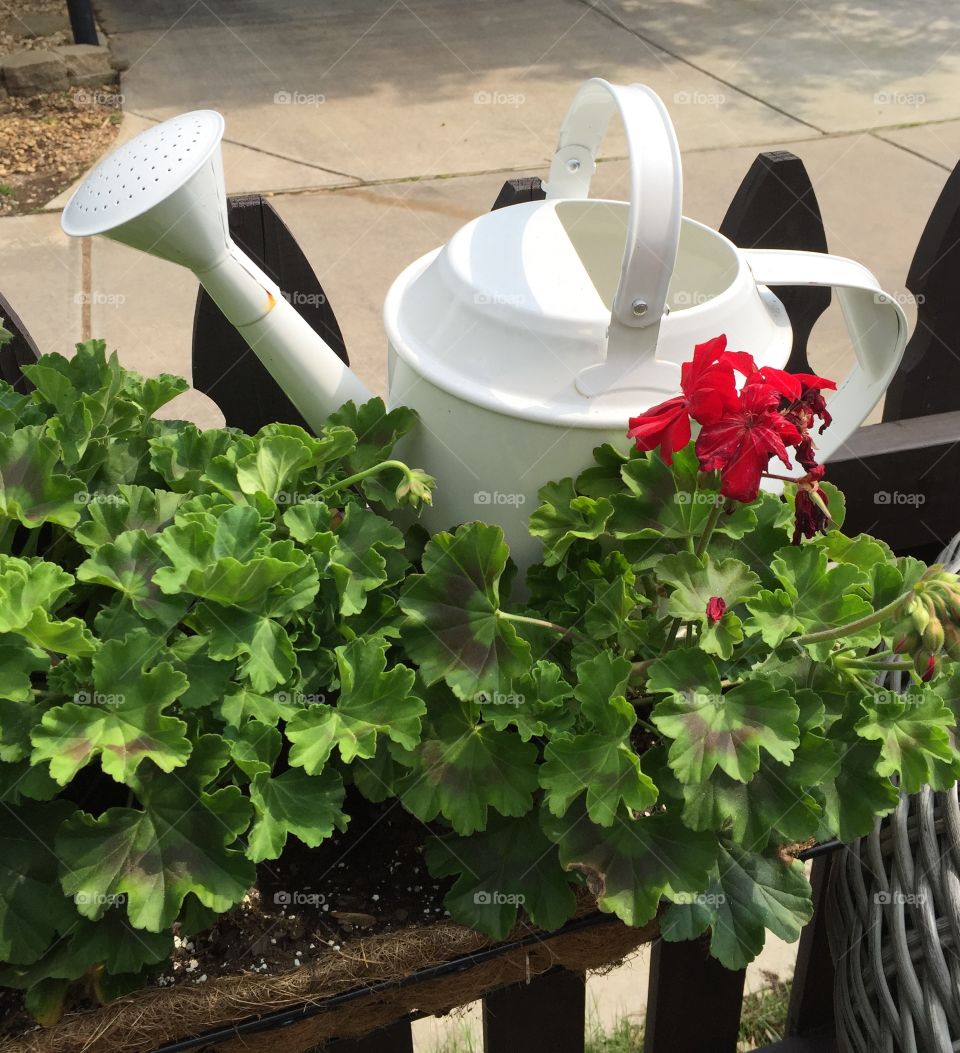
[554,199,745,330]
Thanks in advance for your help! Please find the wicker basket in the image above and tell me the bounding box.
[826,532,960,1053]
[827,785,960,1053]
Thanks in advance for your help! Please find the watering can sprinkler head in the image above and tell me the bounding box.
[60,110,372,427]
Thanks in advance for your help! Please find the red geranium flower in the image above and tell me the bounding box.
[627,336,740,463]
[695,377,802,502]
[706,596,726,624]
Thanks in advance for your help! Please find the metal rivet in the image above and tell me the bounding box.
[566,158,581,173]
[631,299,648,317]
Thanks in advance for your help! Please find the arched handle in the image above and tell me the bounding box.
[545,78,682,330]
[743,249,909,460]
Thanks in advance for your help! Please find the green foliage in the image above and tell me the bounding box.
[1,337,956,1025]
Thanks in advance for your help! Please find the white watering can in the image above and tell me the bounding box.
[61,79,907,569]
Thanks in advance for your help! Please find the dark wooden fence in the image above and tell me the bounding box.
[3,140,960,1053]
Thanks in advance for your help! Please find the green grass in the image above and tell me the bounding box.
[427,974,791,1053]
[0,184,14,197]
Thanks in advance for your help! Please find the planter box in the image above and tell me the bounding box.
[0,906,658,1053]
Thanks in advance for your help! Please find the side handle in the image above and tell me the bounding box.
[743,248,908,460]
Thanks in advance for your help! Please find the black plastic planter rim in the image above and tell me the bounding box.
[146,839,838,1052]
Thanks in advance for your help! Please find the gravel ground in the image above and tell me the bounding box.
[0,0,121,215]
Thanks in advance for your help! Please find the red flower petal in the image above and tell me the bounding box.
[627,396,691,464]
[706,596,726,624]
[695,380,802,502]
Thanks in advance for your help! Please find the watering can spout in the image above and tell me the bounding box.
[199,245,374,429]
[60,109,372,432]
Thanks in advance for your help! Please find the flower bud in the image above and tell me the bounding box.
[943,623,960,662]
[915,651,937,681]
[908,595,932,634]
[923,616,945,654]
[893,628,921,654]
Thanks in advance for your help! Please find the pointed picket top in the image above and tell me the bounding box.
[883,160,960,422]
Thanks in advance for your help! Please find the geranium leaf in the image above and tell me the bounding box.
[31,631,191,786]
[234,434,315,501]
[196,605,297,694]
[528,478,613,566]
[648,655,799,783]
[148,424,240,493]
[541,653,657,825]
[425,811,576,939]
[400,522,532,700]
[57,736,253,932]
[74,485,182,549]
[328,503,405,616]
[482,660,572,740]
[77,530,188,628]
[855,686,960,793]
[745,544,874,654]
[287,637,425,770]
[0,556,95,657]
[247,766,348,862]
[659,552,760,658]
[326,398,416,472]
[398,703,539,835]
[680,737,827,851]
[661,841,813,969]
[546,799,717,927]
[816,737,899,841]
[0,426,85,527]
[0,801,78,965]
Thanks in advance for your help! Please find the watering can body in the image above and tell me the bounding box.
[380,80,907,568]
[60,82,907,572]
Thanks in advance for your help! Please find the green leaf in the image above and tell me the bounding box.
[610,447,756,542]
[328,503,405,616]
[326,398,416,472]
[77,530,188,628]
[31,631,191,785]
[541,654,657,825]
[745,544,874,654]
[648,655,799,784]
[855,686,960,793]
[528,478,613,566]
[57,737,254,932]
[247,766,348,862]
[401,522,532,700]
[0,555,95,656]
[661,842,812,969]
[235,434,315,501]
[658,552,760,658]
[73,485,182,549]
[425,811,576,939]
[287,637,425,770]
[0,801,78,965]
[148,424,240,493]
[482,660,572,740]
[816,738,899,841]
[546,800,717,927]
[680,738,827,851]
[0,426,85,527]
[398,702,539,835]
[196,605,297,694]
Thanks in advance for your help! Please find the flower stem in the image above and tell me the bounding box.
[321,459,409,497]
[694,498,725,558]
[497,610,586,642]
[795,590,913,646]
[837,657,913,672]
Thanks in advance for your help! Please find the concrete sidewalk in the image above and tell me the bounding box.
[1,0,958,1038]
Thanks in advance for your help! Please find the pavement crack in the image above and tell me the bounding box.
[575,0,826,136]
